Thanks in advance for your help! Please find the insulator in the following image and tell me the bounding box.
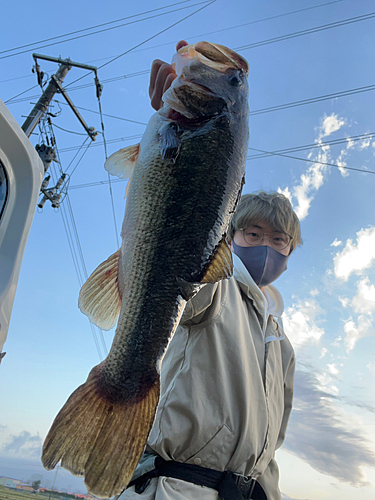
[51,193,62,209]
[38,195,48,209]
[41,174,51,190]
[55,173,67,190]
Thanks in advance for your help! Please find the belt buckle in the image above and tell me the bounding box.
[234,474,256,499]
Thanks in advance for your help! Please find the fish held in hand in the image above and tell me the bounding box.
[42,41,249,498]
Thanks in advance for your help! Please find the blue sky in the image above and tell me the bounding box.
[1,0,375,498]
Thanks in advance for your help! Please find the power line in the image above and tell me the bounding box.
[97,84,120,248]
[64,0,216,89]
[235,11,375,51]
[43,119,108,360]
[248,146,375,175]
[69,178,126,190]
[50,122,89,136]
[4,84,40,104]
[67,131,375,190]
[249,84,375,116]
[54,99,148,126]
[247,132,375,160]
[59,135,143,153]
[0,1,192,56]
[52,82,375,128]
[0,1,206,61]
[1,0,346,83]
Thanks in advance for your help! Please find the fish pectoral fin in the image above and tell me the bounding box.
[105,143,140,179]
[42,365,160,498]
[78,249,121,330]
[176,277,203,301]
[201,237,233,283]
[160,122,181,163]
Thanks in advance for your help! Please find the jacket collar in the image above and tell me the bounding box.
[232,252,284,318]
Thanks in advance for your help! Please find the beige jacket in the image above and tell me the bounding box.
[121,253,295,500]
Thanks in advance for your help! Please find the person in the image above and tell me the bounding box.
[119,42,302,500]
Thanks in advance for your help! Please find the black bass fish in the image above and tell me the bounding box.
[42,41,249,498]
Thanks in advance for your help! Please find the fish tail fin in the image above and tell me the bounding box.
[42,365,160,498]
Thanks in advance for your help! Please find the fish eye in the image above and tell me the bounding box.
[226,68,243,87]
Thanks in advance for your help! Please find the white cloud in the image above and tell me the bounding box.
[346,137,355,149]
[278,113,347,220]
[277,186,292,203]
[352,277,375,314]
[282,299,324,349]
[293,156,328,220]
[343,315,373,352]
[327,363,340,376]
[320,347,328,358]
[339,297,349,308]
[331,335,342,347]
[317,113,346,140]
[1,431,42,459]
[310,289,319,296]
[333,227,375,281]
[316,371,339,395]
[335,148,349,177]
[359,138,371,150]
[286,369,375,486]
[331,238,342,247]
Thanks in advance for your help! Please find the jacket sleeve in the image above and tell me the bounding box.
[257,350,295,500]
[179,282,219,325]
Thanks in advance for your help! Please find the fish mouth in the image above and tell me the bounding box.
[162,78,217,120]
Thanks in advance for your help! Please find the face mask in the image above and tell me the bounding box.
[232,243,289,287]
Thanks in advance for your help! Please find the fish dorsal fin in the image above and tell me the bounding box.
[78,249,122,331]
[201,238,233,283]
[105,144,140,179]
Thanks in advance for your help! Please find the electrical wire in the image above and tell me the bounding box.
[249,84,375,116]
[0,0,346,81]
[4,84,40,104]
[97,89,121,248]
[247,132,375,160]
[235,11,375,51]
[0,1,193,56]
[59,135,143,153]
[64,0,216,89]
[69,178,126,190]
[66,137,92,176]
[54,99,148,126]
[0,1,210,61]
[50,122,90,136]
[247,146,375,175]
[42,117,108,360]
[52,82,375,129]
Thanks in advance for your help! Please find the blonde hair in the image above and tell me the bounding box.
[228,191,302,251]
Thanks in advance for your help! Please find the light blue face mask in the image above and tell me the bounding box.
[232,243,289,287]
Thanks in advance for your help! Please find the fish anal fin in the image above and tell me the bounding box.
[42,365,160,498]
[105,144,140,179]
[78,250,121,331]
[201,238,233,283]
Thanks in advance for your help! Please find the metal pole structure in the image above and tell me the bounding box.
[48,465,59,500]
[21,62,72,138]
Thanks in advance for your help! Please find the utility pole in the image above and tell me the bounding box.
[48,465,60,500]
[21,61,72,138]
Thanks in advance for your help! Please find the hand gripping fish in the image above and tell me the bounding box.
[42,42,249,498]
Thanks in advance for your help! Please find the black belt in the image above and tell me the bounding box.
[127,457,267,500]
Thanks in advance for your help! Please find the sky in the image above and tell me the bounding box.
[0,0,375,498]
